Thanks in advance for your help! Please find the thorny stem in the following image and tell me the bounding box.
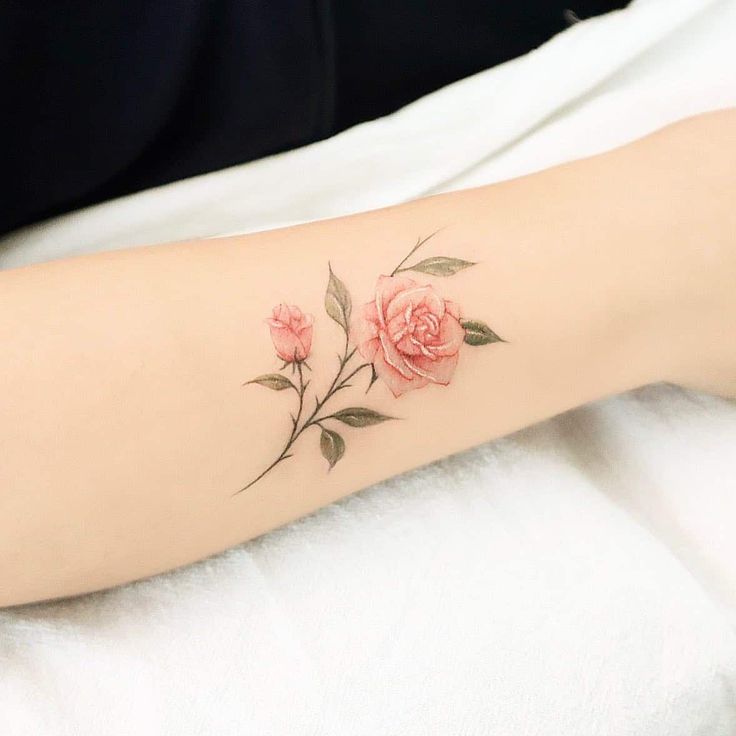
[236,333,368,494]
[288,361,306,442]
[334,362,371,392]
[300,336,358,430]
[235,360,306,494]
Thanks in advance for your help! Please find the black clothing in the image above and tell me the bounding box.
[1,1,628,235]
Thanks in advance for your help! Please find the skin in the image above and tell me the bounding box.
[0,109,734,607]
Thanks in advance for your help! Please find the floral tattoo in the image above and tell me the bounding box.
[236,232,503,493]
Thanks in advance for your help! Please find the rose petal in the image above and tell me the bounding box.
[395,333,427,357]
[269,325,298,361]
[404,352,459,385]
[385,312,424,356]
[427,314,465,357]
[297,329,312,358]
[375,274,418,327]
[373,349,429,397]
[444,300,461,320]
[379,330,414,380]
[350,301,381,357]
[357,337,380,362]
[275,304,291,323]
[385,284,445,324]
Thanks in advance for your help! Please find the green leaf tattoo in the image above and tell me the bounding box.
[236,231,505,494]
[461,319,504,346]
[319,427,345,469]
[329,407,396,427]
[398,256,475,277]
[324,263,352,332]
[243,373,296,391]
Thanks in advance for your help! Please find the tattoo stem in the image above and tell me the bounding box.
[389,229,442,276]
[235,360,306,495]
[236,334,367,494]
[334,362,371,392]
[300,334,356,429]
[288,361,306,442]
[235,451,294,494]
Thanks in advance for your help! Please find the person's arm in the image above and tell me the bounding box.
[1,110,735,607]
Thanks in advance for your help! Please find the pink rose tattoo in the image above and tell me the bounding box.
[351,275,464,397]
[238,231,503,493]
[266,304,313,362]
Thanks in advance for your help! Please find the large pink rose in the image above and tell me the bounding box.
[351,275,464,397]
[266,304,314,362]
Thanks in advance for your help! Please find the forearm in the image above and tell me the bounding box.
[1,110,734,606]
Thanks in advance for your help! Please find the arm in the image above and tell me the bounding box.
[2,110,735,607]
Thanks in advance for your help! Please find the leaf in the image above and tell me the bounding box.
[320,427,345,469]
[243,373,295,391]
[324,263,352,332]
[402,256,475,277]
[461,319,504,346]
[330,407,395,427]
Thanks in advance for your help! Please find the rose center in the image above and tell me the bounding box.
[391,304,440,351]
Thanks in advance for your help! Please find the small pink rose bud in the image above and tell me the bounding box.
[265,304,314,362]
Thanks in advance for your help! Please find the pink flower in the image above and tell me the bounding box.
[351,275,464,397]
[266,304,314,362]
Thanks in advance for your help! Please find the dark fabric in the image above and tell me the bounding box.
[1,1,628,235]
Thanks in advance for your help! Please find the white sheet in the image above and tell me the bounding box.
[2,1,736,733]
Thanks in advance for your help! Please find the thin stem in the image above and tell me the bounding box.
[300,334,355,431]
[288,361,306,443]
[234,452,293,494]
[389,229,442,276]
[237,331,361,494]
[235,358,307,495]
[335,362,371,391]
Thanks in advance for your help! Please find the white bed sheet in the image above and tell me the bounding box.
[2,1,736,733]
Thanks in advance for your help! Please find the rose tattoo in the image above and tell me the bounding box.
[266,304,314,362]
[237,232,503,493]
[352,275,465,397]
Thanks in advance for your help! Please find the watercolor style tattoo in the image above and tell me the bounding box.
[236,232,503,493]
